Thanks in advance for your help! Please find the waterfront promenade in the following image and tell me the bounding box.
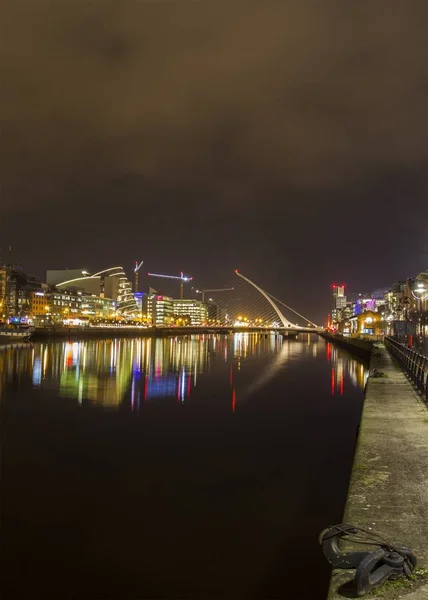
[328,344,428,599]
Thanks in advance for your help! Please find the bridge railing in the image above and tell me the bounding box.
[384,336,428,403]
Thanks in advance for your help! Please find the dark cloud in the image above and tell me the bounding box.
[2,1,428,322]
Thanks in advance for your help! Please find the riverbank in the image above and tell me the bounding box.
[319,331,373,362]
[327,344,428,599]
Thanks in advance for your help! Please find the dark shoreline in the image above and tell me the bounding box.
[318,331,373,362]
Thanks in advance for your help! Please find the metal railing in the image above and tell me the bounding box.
[384,336,428,402]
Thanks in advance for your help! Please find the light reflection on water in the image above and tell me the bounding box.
[1,333,369,599]
[0,333,367,408]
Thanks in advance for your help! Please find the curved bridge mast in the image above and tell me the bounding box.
[234,270,294,328]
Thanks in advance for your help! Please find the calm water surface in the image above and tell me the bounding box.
[1,333,367,599]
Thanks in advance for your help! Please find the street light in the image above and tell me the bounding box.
[411,279,428,348]
[411,279,428,301]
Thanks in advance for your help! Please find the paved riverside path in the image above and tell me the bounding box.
[328,343,428,599]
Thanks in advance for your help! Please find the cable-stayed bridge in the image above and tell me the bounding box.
[160,270,322,337]
[232,270,320,334]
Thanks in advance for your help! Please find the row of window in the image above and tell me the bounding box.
[52,300,80,306]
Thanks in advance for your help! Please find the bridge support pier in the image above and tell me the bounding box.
[280,331,299,339]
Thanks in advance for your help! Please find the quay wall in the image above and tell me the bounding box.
[327,344,428,598]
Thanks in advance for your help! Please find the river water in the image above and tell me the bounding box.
[1,333,367,599]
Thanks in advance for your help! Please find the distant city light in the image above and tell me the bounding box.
[234,320,248,327]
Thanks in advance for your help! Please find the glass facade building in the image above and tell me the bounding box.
[147,295,174,325]
[173,299,208,326]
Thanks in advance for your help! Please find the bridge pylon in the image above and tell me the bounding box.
[234,270,319,332]
[234,270,294,329]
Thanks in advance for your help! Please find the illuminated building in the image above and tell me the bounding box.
[384,281,407,320]
[134,292,148,314]
[51,291,83,317]
[172,299,207,325]
[46,267,138,316]
[343,302,353,320]
[133,292,150,324]
[333,284,389,331]
[116,275,138,315]
[30,291,51,316]
[81,295,116,319]
[147,294,174,325]
[31,289,83,321]
[331,284,346,324]
[0,268,6,299]
[0,268,7,318]
[348,310,381,335]
[31,289,116,322]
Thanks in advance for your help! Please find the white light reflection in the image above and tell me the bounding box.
[32,356,42,386]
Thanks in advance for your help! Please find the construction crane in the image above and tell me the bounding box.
[147,272,193,299]
[195,287,234,303]
[134,260,144,292]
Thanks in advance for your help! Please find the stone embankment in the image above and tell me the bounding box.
[327,344,428,599]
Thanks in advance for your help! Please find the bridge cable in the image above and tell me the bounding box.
[225,281,278,327]
[266,293,319,328]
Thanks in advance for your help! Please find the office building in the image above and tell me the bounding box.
[147,294,174,325]
[0,267,7,319]
[173,299,207,326]
[31,289,83,320]
[134,292,147,312]
[331,284,347,324]
[81,295,116,319]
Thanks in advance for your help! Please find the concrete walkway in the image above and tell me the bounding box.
[328,344,428,599]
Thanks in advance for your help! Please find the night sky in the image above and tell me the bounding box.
[2,1,428,323]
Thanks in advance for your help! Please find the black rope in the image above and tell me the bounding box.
[321,525,414,576]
